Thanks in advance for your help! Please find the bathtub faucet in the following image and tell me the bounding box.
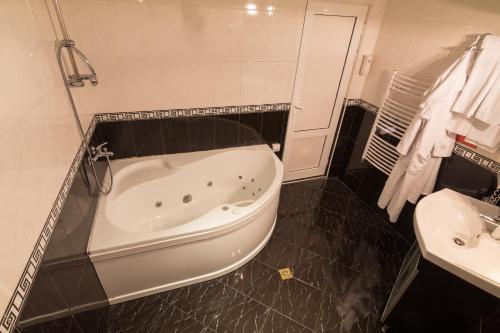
[90,142,114,162]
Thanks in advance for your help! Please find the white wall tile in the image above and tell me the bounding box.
[242,10,272,61]
[361,0,500,106]
[241,62,267,104]
[211,8,244,62]
[214,62,242,106]
[0,0,81,316]
[269,11,303,62]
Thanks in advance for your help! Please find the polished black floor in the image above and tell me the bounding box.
[23,178,410,333]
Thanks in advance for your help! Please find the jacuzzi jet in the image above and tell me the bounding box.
[242,186,246,190]
[207,181,213,187]
[453,237,465,246]
[238,175,242,179]
[222,206,229,211]
[155,201,162,208]
[183,194,192,203]
[251,178,254,182]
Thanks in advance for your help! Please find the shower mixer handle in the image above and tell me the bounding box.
[57,39,98,88]
[91,142,114,162]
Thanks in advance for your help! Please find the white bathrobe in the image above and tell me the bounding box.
[447,35,500,152]
[378,45,478,222]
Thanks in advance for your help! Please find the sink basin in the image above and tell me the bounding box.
[415,188,500,298]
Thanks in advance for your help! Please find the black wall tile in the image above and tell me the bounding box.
[160,117,190,154]
[92,111,288,159]
[239,112,264,146]
[435,153,495,199]
[189,116,215,151]
[261,111,284,146]
[278,111,289,158]
[214,114,240,149]
[96,121,136,159]
[130,119,164,157]
[19,162,108,329]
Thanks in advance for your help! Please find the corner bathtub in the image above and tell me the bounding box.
[88,145,283,304]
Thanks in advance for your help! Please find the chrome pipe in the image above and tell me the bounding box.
[52,0,80,78]
[56,42,112,195]
[52,2,113,194]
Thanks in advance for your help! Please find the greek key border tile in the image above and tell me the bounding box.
[346,98,379,114]
[0,117,98,333]
[453,144,500,174]
[95,103,290,122]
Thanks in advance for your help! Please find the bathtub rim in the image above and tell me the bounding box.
[88,145,283,262]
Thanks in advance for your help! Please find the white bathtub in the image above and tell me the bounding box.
[88,145,283,304]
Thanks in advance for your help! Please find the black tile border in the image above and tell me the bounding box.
[95,103,290,122]
[452,143,500,173]
[346,99,499,174]
[0,103,290,333]
[346,98,378,114]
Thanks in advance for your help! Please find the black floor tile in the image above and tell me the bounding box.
[274,221,337,260]
[322,178,353,198]
[311,208,345,238]
[256,236,300,270]
[168,280,232,326]
[220,259,281,307]
[209,290,270,333]
[317,292,369,333]
[293,248,332,291]
[272,278,323,329]
[319,191,352,216]
[261,310,313,333]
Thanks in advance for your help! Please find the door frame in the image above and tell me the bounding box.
[282,1,368,182]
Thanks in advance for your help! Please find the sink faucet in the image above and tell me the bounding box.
[479,214,500,240]
[90,142,114,162]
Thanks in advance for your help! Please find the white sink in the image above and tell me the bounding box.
[414,188,500,298]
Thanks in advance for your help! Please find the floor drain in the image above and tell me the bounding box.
[453,237,465,246]
[278,268,293,280]
[155,201,162,208]
[183,194,192,203]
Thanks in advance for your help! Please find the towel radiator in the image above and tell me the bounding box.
[361,71,431,175]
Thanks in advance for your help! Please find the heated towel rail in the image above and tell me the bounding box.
[361,71,432,175]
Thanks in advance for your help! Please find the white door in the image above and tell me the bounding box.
[283,2,367,181]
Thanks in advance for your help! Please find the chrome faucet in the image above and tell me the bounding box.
[479,214,500,240]
[90,142,114,162]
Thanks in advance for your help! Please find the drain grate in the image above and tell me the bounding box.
[278,268,293,280]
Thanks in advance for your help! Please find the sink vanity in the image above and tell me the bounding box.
[381,189,500,333]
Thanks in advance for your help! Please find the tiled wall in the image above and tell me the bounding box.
[17,160,108,330]
[91,109,289,159]
[329,104,497,240]
[0,0,82,322]
[361,0,500,109]
[60,0,388,115]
